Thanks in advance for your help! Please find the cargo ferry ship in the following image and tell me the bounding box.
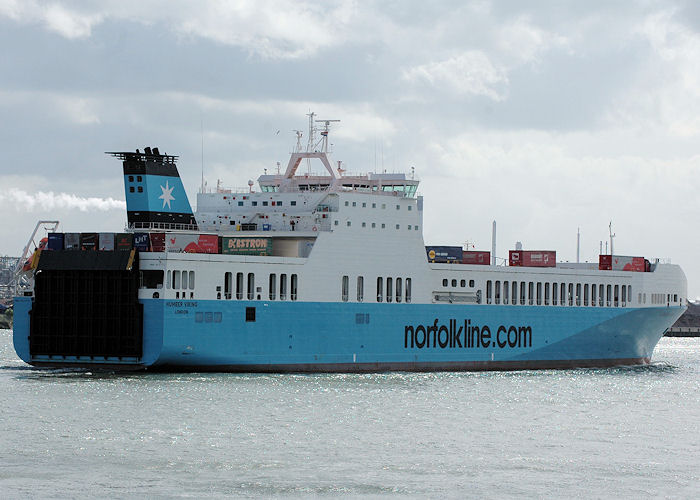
[12,115,688,371]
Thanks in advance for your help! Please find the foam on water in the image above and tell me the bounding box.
[1,329,699,499]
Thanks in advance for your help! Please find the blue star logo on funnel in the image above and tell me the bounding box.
[159,180,175,209]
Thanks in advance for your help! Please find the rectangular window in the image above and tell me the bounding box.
[181,271,188,290]
[560,283,566,306]
[504,281,509,305]
[512,282,518,305]
[622,284,627,306]
[247,273,255,300]
[236,272,244,300]
[584,284,589,306]
[614,285,619,307]
[280,274,287,300]
[553,283,558,306]
[386,277,393,303]
[189,271,195,290]
[245,307,255,322]
[568,283,574,306]
[486,280,492,304]
[238,201,244,206]
[536,282,542,306]
[224,272,232,299]
[495,281,501,305]
[252,201,258,206]
[528,282,534,305]
[342,275,349,302]
[606,284,612,306]
[443,279,448,287]
[357,276,364,302]
[377,277,383,302]
[291,274,297,301]
[405,278,412,303]
[269,274,276,300]
[599,284,604,306]
[166,270,171,289]
[396,277,402,303]
[575,283,581,306]
[173,270,181,289]
[520,282,526,305]
[291,201,296,206]
[591,284,596,307]
[544,282,550,306]
[461,279,466,287]
[262,201,268,206]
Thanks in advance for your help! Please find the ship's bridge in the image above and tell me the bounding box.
[257,172,418,197]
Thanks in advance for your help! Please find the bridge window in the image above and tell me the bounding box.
[544,283,550,306]
[487,280,492,304]
[357,276,364,302]
[528,282,534,305]
[386,277,393,303]
[173,270,181,289]
[503,281,509,304]
[396,277,402,303]
[536,282,542,305]
[377,277,383,302]
[405,278,412,303]
[575,283,581,306]
[189,271,195,289]
[553,283,558,305]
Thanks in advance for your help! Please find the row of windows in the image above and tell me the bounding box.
[339,276,414,303]
[222,272,297,301]
[377,277,412,303]
[344,201,413,211]
[485,280,633,307]
[167,270,195,290]
[649,293,677,304]
[334,220,419,231]
[443,278,475,288]
[234,200,297,207]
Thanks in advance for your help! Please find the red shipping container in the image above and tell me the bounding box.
[462,251,490,265]
[509,250,556,267]
[599,255,646,272]
[165,234,219,253]
[149,232,166,252]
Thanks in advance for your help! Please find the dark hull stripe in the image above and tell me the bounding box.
[27,357,650,373]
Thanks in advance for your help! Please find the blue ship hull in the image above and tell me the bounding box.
[13,296,686,371]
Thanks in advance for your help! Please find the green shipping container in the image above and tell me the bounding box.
[221,237,272,256]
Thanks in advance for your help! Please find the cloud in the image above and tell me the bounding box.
[0,0,359,58]
[403,51,509,101]
[0,0,102,38]
[0,189,125,212]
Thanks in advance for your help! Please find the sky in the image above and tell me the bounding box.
[0,0,699,299]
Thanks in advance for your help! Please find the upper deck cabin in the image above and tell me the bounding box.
[195,114,420,234]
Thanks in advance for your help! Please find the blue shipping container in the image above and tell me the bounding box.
[425,246,462,263]
[47,233,64,251]
[133,232,150,251]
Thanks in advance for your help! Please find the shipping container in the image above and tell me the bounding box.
[221,236,272,256]
[165,234,219,253]
[80,233,98,251]
[462,250,490,265]
[509,250,556,267]
[98,233,115,251]
[599,255,646,272]
[149,232,166,252]
[133,232,150,251]
[426,246,462,263]
[47,233,64,251]
[64,233,80,250]
[115,233,133,251]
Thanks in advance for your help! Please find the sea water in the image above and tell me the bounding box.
[1,328,699,499]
